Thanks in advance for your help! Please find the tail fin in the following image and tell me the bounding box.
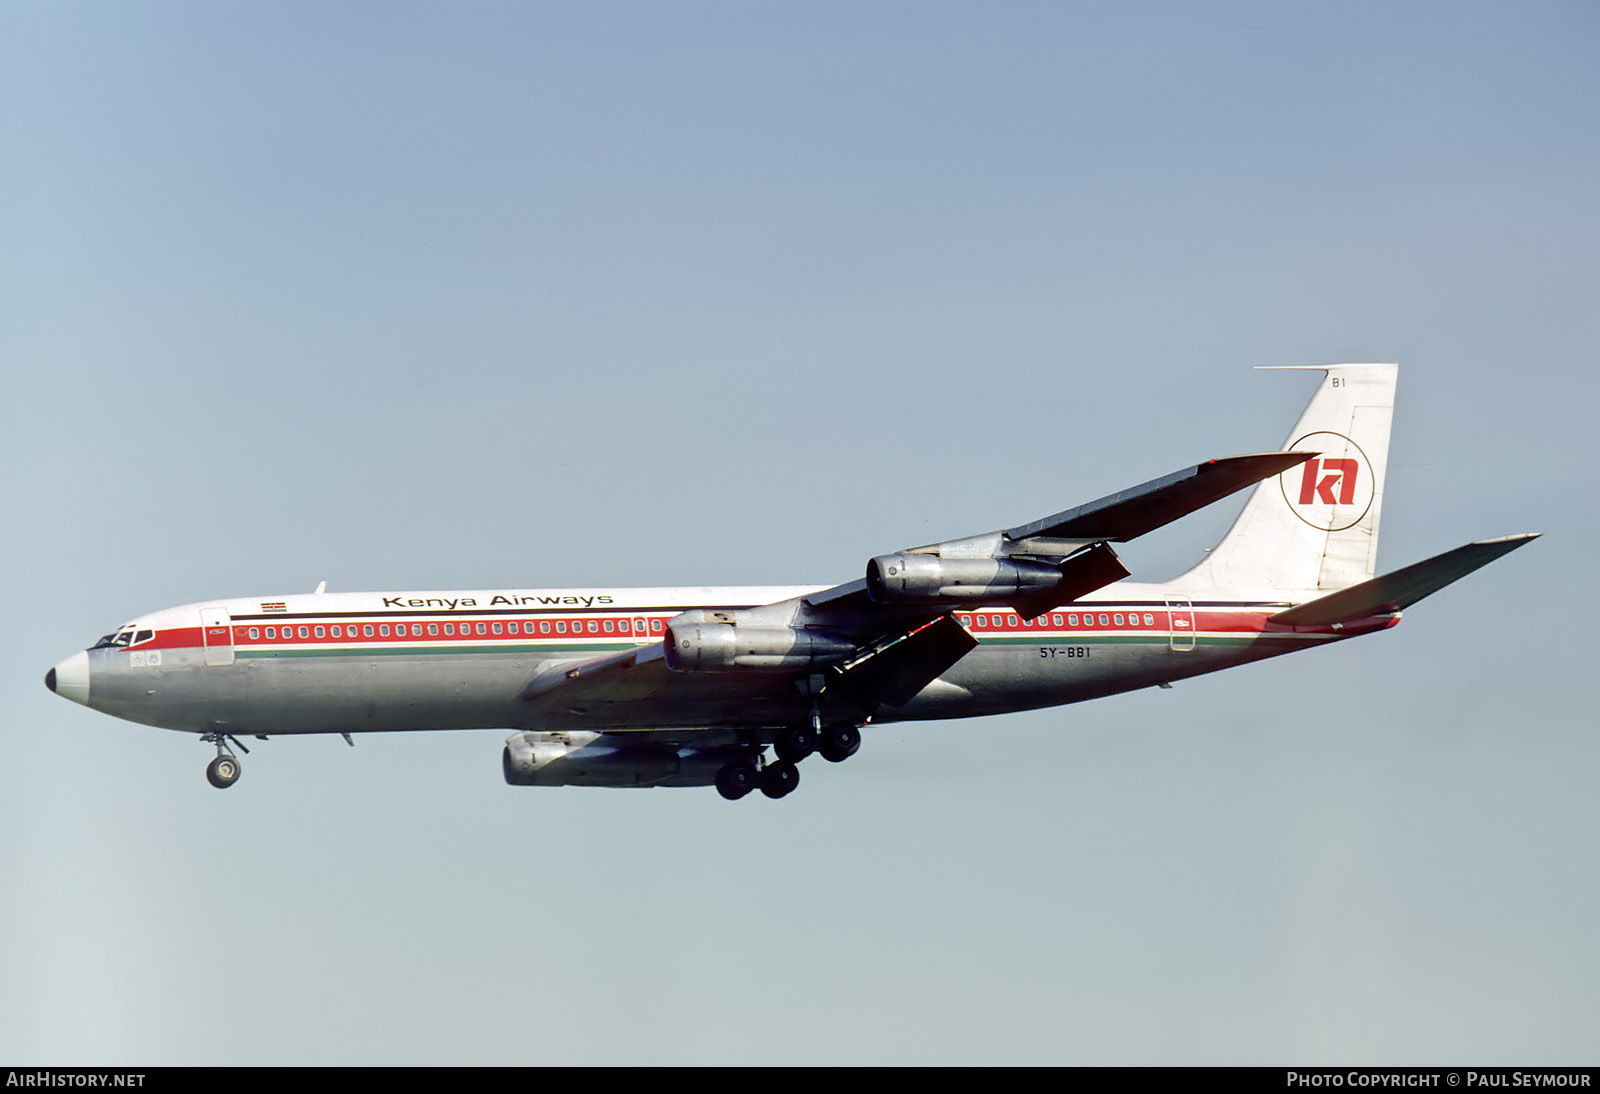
[1181,363,1397,595]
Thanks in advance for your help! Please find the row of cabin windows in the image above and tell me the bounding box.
[960,612,1159,629]
[245,618,668,641]
[241,613,1166,644]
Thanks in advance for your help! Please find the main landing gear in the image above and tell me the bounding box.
[200,730,249,789]
[714,721,863,802]
[776,718,861,765]
[713,756,798,801]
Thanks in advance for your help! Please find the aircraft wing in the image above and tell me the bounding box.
[805,451,1314,619]
[518,641,818,732]
[516,621,980,733]
[518,451,1314,732]
[1000,451,1318,544]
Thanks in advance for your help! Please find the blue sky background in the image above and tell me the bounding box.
[3,1,1596,1064]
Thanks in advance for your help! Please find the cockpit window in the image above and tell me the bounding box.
[91,628,154,650]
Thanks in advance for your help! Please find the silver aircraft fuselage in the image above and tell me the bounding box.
[51,580,1356,743]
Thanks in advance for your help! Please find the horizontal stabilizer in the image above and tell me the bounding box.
[1269,534,1540,626]
[1004,452,1316,545]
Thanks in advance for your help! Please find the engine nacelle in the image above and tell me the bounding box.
[502,731,747,788]
[664,609,854,672]
[866,552,1063,603]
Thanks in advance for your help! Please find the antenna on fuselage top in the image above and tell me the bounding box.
[313,581,326,595]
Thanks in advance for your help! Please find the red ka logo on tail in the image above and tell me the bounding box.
[1298,458,1358,506]
[1279,431,1375,532]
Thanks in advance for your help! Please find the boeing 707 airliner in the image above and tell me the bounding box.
[45,365,1537,799]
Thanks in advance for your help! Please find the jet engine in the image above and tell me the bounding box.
[865,553,1064,603]
[502,731,747,788]
[663,609,855,672]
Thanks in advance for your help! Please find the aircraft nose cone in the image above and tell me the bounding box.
[48,651,90,706]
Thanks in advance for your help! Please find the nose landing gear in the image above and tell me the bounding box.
[200,730,248,789]
[205,754,240,789]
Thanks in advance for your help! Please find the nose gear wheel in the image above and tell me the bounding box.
[200,730,248,789]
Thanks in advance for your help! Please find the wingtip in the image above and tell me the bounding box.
[1202,450,1318,473]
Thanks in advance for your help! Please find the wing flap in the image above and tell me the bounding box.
[1013,541,1132,620]
[827,614,979,710]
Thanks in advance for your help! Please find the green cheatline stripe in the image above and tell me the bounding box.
[238,642,634,659]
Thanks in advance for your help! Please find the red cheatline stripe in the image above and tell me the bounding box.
[116,602,1323,654]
